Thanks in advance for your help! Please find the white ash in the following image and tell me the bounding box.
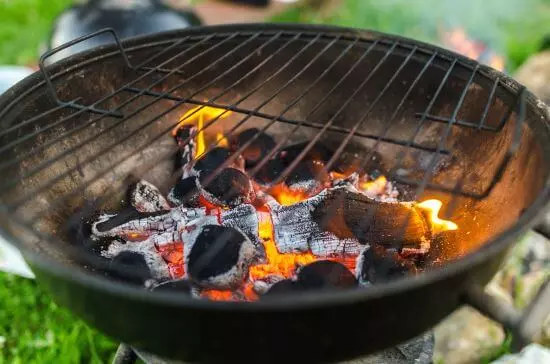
[103,240,170,279]
[221,204,263,255]
[253,280,270,295]
[147,231,182,249]
[287,178,323,193]
[355,244,372,287]
[309,231,362,257]
[130,179,170,213]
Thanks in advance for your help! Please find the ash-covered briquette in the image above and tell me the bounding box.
[297,260,357,290]
[107,251,153,285]
[311,187,431,253]
[221,203,264,258]
[93,207,164,234]
[279,142,333,188]
[356,245,418,285]
[174,124,197,172]
[233,128,276,167]
[167,176,200,207]
[270,189,362,257]
[193,147,244,175]
[152,278,193,294]
[129,179,171,213]
[103,239,170,279]
[186,225,255,289]
[198,168,253,207]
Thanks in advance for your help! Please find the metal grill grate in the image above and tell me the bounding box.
[0,28,526,261]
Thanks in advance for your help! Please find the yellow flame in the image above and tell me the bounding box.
[216,132,229,148]
[416,199,458,234]
[172,105,232,158]
[360,175,387,194]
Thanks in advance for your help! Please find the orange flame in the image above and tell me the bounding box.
[216,132,229,148]
[248,211,316,282]
[441,28,505,71]
[171,105,232,158]
[416,199,458,234]
[269,184,312,206]
[200,289,234,301]
[360,175,387,195]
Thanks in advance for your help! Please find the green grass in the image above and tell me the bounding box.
[0,0,73,65]
[0,273,117,364]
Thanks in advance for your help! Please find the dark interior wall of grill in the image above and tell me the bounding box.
[0,32,547,270]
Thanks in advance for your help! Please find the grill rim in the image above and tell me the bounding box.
[0,23,549,309]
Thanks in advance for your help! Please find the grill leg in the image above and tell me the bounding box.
[112,343,137,364]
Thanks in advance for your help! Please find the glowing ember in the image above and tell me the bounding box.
[269,184,313,206]
[416,199,458,234]
[171,105,232,158]
[440,27,505,71]
[216,132,229,148]
[360,175,387,195]
[249,211,316,281]
[200,289,234,301]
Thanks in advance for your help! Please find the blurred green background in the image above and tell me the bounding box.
[0,0,549,363]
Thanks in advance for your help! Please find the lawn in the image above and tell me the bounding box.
[0,0,549,363]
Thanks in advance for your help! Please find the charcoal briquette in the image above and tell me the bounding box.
[187,225,255,289]
[129,179,170,212]
[233,128,276,167]
[297,260,357,290]
[167,176,200,206]
[261,279,302,298]
[193,147,244,174]
[108,251,153,285]
[356,245,417,284]
[199,168,252,207]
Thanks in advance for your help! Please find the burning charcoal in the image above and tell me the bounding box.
[152,279,193,294]
[279,142,332,188]
[104,239,170,279]
[186,225,255,289]
[279,141,333,164]
[199,168,253,207]
[221,203,264,257]
[356,245,418,285]
[310,187,431,252]
[167,176,200,207]
[174,124,197,171]
[233,128,276,167]
[253,280,271,295]
[129,179,170,213]
[193,147,244,175]
[262,279,302,298]
[297,260,357,290]
[108,251,153,284]
[252,158,286,185]
[308,231,362,257]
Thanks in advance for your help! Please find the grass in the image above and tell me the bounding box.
[0,273,117,364]
[0,0,72,65]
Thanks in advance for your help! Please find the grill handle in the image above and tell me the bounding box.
[39,28,133,104]
[464,215,550,351]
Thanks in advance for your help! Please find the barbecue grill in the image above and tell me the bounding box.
[0,24,549,363]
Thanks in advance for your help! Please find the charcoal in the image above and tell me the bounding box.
[252,158,286,185]
[285,160,327,190]
[233,128,276,167]
[152,279,193,294]
[93,207,162,233]
[193,147,244,175]
[167,176,200,207]
[199,168,252,207]
[270,190,361,256]
[129,179,170,213]
[310,187,431,251]
[108,251,153,284]
[356,245,418,284]
[221,203,264,257]
[174,124,197,170]
[104,239,170,279]
[297,260,357,290]
[262,279,302,298]
[279,142,333,164]
[186,225,255,289]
